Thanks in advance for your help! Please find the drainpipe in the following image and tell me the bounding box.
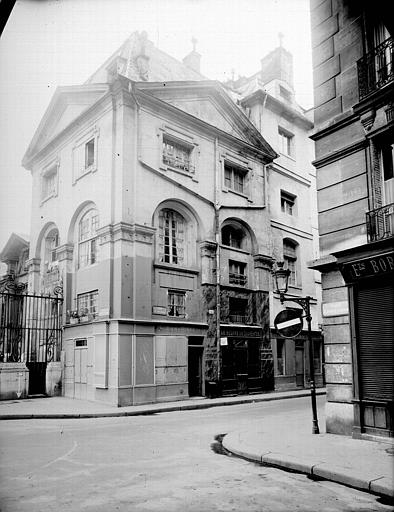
[214,137,221,386]
[128,82,141,320]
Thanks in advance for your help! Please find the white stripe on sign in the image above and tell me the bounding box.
[277,317,301,329]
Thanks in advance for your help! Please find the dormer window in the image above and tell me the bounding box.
[162,137,193,173]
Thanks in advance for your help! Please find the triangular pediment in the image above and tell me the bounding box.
[136,81,276,156]
[23,84,109,167]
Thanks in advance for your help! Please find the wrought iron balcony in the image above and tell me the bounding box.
[357,36,394,99]
[228,314,248,324]
[229,272,247,286]
[366,203,394,242]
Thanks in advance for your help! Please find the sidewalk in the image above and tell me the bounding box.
[0,388,322,419]
[1,388,393,500]
[222,417,394,501]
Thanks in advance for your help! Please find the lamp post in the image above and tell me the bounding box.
[273,262,320,434]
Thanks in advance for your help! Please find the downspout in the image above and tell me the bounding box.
[214,137,221,386]
[128,82,141,320]
[128,82,141,406]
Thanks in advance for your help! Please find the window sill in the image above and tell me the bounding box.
[279,152,296,162]
[160,164,197,181]
[40,193,57,206]
[73,165,97,184]
[220,245,249,255]
[222,187,251,201]
[154,262,199,274]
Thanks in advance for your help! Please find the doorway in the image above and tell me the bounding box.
[188,337,204,397]
[295,342,304,387]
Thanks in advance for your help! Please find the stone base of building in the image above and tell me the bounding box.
[0,363,29,400]
[325,401,354,436]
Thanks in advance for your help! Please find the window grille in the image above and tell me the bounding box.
[162,138,193,173]
[229,260,247,286]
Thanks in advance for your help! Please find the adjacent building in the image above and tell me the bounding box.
[309,0,393,437]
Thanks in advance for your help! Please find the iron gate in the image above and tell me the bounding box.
[0,277,63,395]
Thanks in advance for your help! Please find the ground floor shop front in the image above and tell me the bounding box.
[61,320,278,406]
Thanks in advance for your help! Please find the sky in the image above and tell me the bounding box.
[0,0,313,252]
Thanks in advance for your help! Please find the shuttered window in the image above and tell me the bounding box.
[356,278,394,401]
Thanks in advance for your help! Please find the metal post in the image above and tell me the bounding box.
[279,293,320,434]
[305,297,320,434]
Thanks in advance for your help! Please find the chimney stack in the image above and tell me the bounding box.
[183,37,201,74]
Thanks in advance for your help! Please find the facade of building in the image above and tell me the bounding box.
[229,44,324,391]
[0,32,322,405]
[309,0,393,437]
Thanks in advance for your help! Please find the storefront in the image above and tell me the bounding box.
[336,242,394,437]
[220,325,272,395]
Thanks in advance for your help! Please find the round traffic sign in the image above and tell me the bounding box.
[274,308,303,338]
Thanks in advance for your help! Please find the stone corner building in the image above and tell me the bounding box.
[1,32,322,406]
[309,0,393,437]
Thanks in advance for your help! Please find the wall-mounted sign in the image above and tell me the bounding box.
[220,337,228,346]
[274,309,303,338]
[340,251,394,282]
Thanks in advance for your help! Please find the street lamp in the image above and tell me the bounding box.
[273,262,320,434]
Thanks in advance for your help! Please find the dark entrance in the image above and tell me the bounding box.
[222,337,262,395]
[295,341,304,387]
[0,278,63,396]
[188,337,204,396]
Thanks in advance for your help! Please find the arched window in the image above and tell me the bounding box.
[44,228,59,267]
[221,225,244,249]
[158,209,185,265]
[283,239,298,286]
[78,209,99,268]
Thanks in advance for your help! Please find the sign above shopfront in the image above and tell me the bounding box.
[340,251,394,282]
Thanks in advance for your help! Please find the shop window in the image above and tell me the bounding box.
[277,339,286,375]
[77,290,98,319]
[229,297,248,324]
[281,190,296,215]
[278,127,294,157]
[229,260,247,286]
[162,137,193,173]
[78,209,99,268]
[224,162,247,194]
[167,290,186,318]
[283,239,299,287]
[158,209,185,265]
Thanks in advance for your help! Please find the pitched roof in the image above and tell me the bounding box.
[86,31,207,84]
